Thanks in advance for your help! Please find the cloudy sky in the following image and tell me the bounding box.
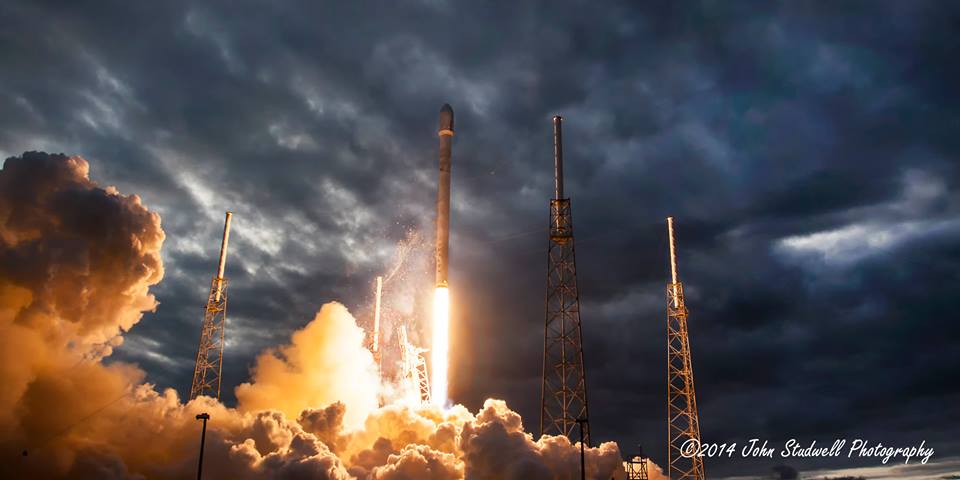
[2,1,958,477]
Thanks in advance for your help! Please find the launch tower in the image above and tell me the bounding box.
[190,211,233,400]
[665,217,705,480]
[540,115,591,446]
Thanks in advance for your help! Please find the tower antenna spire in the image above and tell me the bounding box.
[668,216,681,308]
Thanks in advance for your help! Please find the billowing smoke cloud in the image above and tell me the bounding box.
[0,152,655,479]
[235,301,381,428]
[0,151,163,451]
[0,152,164,347]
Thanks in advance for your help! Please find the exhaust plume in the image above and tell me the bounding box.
[235,302,381,428]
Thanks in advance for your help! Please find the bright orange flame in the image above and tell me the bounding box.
[431,286,449,406]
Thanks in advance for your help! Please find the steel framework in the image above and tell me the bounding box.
[399,325,431,405]
[665,217,705,480]
[626,448,650,480]
[190,212,232,401]
[414,351,431,404]
[540,115,590,446]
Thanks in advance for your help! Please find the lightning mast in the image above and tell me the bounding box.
[372,275,383,371]
[540,115,591,446]
[665,217,705,480]
[190,211,232,400]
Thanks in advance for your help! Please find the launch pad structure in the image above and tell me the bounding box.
[366,274,431,406]
[665,217,706,480]
[540,115,591,446]
[626,448,650,480]
[398,325,432,405]
[190,211,233,401]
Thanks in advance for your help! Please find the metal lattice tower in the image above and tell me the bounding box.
[190,211,233,401]
[398,325,431,405]
[414,352,431,404]
[626,447,650,480]
[665,217,705,480]
[540,115,590,446]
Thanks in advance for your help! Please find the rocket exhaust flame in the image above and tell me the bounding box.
[432,286,449,406]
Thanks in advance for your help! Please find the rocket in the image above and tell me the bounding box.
[436,104,454,287]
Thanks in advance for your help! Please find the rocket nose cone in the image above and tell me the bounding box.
[439,104,454,132]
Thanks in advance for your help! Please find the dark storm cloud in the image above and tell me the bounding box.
[1,0,959,477]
